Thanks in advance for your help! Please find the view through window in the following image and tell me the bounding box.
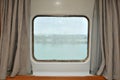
[33,16,89,62]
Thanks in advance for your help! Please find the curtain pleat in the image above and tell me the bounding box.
[90,0,120,80]
[0,0,32,79]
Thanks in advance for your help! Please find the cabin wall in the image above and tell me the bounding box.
[30,0,95,76]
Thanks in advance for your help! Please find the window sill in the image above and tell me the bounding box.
[33,72,93,76]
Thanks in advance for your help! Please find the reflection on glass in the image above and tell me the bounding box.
[33,16,88,61]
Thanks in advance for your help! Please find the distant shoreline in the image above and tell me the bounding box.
[34,35,87,44]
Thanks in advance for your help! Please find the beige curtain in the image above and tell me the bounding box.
[0,0,32,79]
[0,0,1,37]
[90,0,120,80]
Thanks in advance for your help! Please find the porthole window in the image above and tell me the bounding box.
[32,15,89,62]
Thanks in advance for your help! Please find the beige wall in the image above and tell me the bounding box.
[30,0,95,75]
[31,0,95,18]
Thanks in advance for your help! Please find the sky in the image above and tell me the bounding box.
[34,17,88,35]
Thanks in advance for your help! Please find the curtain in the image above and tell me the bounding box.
[0,0,32,79]
[0,1,1,37]
[90,0,120,80]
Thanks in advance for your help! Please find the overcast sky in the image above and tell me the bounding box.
[34,17,88,35]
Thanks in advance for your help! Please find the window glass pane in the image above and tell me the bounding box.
[33,16,88,61]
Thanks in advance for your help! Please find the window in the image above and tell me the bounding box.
[32,15,89,62]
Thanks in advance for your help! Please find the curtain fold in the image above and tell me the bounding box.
[90,0,120,80]
[0,1,2,37]
[0,0,32,79]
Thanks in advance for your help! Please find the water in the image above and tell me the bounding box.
[34,43,87,60]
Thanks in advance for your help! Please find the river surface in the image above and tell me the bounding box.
[34,43,87,60]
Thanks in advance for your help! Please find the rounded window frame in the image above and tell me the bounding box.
[32,15,90,62]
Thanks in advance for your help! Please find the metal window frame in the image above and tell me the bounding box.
[32,15,90,62]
